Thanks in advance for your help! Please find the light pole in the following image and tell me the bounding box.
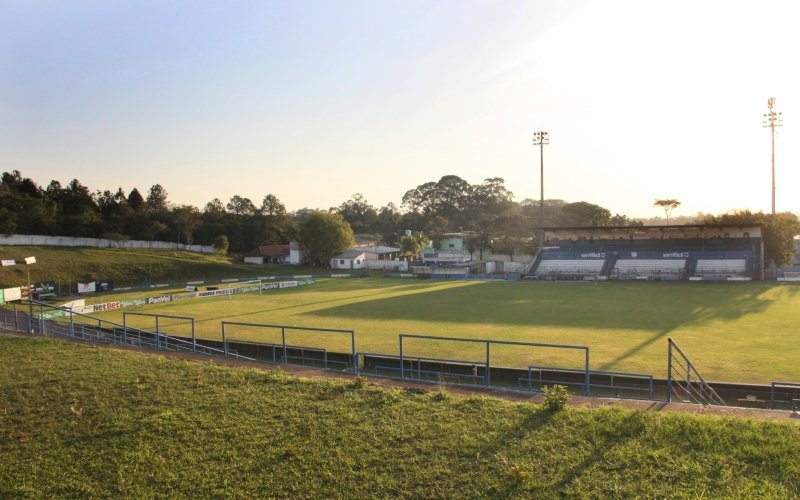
[762,97,783,215]
[24,256,36,332]
[532,131,549,244]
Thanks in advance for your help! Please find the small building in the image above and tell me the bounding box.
[243,244,291,264]
[422,232,470,266]
[331,249,367,270]
[363,245,401,262]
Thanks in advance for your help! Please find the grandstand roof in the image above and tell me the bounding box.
[540,224,763,241]
[538,223,762,231]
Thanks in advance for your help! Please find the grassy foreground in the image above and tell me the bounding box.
[95,278,800,383]
[1,335,799,498]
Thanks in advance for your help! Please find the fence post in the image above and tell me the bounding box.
[221,323,228,357]
[770,383,775,410]
[351,330,357,372]
[399,335,405,380]
[667,338,673,403]
[192,319,196,352]
[485,341,490,386]
[584,348,590,397]
[281,327,287,364]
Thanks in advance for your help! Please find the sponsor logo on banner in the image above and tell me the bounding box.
[97,280,114,292]
[120,299,146,307]
[279,280,298,288]
[331,274,350,278]
[34,282,56,298]
[92,301,121,313]
[1,259,16,267]
[580,252,605,258]
[663,252,688,258]
[147,295,172,305]
[197,289,233,298]
[78,282,96,294]
[261,282,280,291]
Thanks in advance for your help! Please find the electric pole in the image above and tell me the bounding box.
[532,131,549,230]
[762,97,783,215]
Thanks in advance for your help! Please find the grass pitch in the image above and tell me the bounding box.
[87,278,800,384]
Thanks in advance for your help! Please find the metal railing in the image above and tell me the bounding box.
[667,338,725,406]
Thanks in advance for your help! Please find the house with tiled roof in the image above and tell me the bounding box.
[243,244,291,264]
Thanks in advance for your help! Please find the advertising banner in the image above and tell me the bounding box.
[3,287,22,302]
[1,259,15,267]
[92,301,121,313]
[97,280,114,292]
[78,282,96,294]
[34,282,56,299]
[147,295,172,305]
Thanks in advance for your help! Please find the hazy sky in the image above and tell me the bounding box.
[2,0,798,219]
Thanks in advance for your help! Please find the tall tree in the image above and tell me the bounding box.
[560,201,611,227]
[226,195,258,216]
[172,205,202,245]
[654,199,681,225]
[127,188,145,212]
[298,211,355,266]
[260,194,286,217]
[145,184,170,215]
[336,193,378,234]
[399,234,422,260]
[699,210,800,267]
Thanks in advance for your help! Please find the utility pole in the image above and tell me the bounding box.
[762,97,783,215]
[532,131,549,244]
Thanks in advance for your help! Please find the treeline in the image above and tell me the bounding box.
[2,170,798,265]
[0,171,635,253]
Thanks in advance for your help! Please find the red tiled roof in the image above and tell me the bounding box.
[245,244,290,258]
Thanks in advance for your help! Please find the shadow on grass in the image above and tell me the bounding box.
[301,281,795,335]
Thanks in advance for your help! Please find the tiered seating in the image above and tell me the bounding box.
[695,259,746,276]
[614,259,686,278]
[536,259,604,277]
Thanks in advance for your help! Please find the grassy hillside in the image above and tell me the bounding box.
[1,335,798,497]
[0,246,314,289]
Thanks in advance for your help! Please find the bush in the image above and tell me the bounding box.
[541,384,569,411]
[348,375,368,390]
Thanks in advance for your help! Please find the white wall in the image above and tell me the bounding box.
[365,260,409,271]
[331,254,366,269]
[0,234,215,254]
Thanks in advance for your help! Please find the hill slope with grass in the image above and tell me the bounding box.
[1,335,798,497]
[0,246,311,289]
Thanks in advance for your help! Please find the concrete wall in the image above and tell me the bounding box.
[0,234,215,254]
[365,260,409,271]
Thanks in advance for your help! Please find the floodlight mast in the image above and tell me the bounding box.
[762,97,783,215]
[532,131,549,245]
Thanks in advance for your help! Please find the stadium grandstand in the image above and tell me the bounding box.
[525,224,763,281]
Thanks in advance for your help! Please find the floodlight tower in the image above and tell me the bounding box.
[762,97,783,215]
[532,131,549,230]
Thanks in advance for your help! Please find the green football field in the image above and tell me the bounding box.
[86,278,800,384]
